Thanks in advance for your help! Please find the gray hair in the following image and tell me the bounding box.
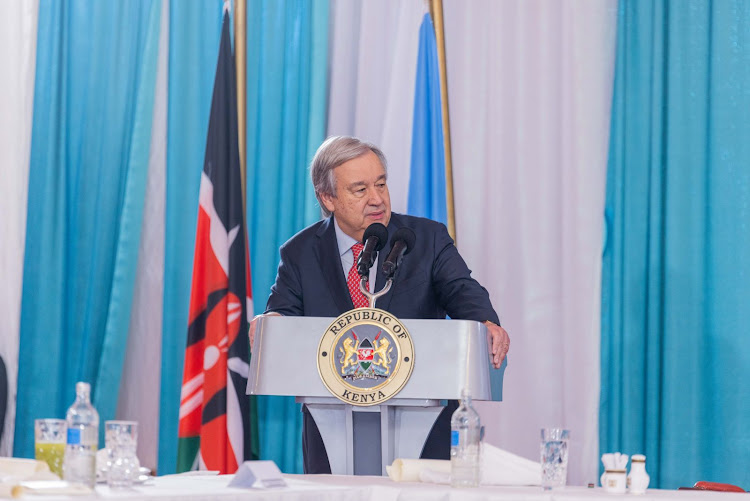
[310,136,388,217]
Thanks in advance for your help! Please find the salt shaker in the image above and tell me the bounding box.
[627,454,650,494]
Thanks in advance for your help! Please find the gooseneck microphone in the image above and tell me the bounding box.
[357,223,389,276]
[382,227,416,279]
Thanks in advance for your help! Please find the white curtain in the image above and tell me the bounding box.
[328,0,617,485]
[0,0,39,457]
[327,0,426,213]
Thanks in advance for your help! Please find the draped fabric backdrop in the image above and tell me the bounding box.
[0,0,38,457]
[14,0,161,458]
[446,0,617,486]
[118,0,169,470]
[327,0,618,485]
[158,1,222,475]
[601,0,750,489]
[245,0,329,473]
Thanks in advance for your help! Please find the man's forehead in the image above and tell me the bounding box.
[342,171,386,185]
[333,154,386,181]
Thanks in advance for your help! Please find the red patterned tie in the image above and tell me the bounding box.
[348,243,370,308]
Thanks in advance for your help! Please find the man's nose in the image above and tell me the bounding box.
[367,187,383,205]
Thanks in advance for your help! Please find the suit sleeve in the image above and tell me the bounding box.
[264,243,304,316]
[431,224,501,325]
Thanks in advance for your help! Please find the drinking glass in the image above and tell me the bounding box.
[34,418,66,478]
[540,428,569,489]
[105,420,140,488]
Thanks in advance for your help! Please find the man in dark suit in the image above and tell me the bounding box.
[249,136,510,474]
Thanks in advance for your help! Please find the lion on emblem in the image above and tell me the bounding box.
[371,337,393,374]
[339,337,359,373]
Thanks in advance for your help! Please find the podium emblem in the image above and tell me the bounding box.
[317,308,414,406]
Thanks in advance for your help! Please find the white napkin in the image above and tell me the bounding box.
[0,458,51,479]
[0,458,78,498]
[0,483,24,499]
[386,444,541,486]
[386,459,450,482]
[601,452,628,470]
[482,443,541,486]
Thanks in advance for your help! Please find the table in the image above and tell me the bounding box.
[23,473,746,500]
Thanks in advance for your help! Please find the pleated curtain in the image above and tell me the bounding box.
[601,0,750,489]
[15,0,162,457]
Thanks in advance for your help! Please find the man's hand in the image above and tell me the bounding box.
[485,321,510,369]
[249,312,281,351]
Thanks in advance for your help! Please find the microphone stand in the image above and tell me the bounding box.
[359,276,392,308]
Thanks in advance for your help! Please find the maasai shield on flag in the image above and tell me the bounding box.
[176,10,256,474]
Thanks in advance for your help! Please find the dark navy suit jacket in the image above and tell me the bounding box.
[266,213,499,324]
[264,212,500,473]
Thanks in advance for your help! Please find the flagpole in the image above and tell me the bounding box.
[235,0,248,216]
[233,0,259,463]
[428,0,457,246]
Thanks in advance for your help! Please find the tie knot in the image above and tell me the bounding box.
[351,242,364,260]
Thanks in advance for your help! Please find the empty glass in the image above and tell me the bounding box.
[105,420,140,488]
[540,428,569,489]
[34,418,66,477]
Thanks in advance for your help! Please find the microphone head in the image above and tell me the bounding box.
[362,223,389,251]
[390,227,416,254]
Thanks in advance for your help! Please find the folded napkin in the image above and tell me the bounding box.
[0,458,89,499]
[0,458,56,498]
[601,452,628,471]
[386,444,541,486]
[0,458,50,479]
[386,459,450,482]
[482,443,540,486]
[0,484,23,499]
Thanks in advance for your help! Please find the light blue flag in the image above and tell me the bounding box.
[408,13,447,225]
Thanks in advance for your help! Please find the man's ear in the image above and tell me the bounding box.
[319,192,336,214]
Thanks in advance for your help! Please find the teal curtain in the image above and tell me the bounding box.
[158,1,222,475]
[601,0,750,489]
[246,0,329,473]
[14,0,161,457]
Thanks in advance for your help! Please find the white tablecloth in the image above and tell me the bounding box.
[19,473,745,501]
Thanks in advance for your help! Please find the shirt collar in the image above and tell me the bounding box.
[333,216,359,257]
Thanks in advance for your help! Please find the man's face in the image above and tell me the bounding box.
[320,150,392,242]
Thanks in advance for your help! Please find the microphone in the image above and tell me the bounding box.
[382,227,416,279]
[357,223,388,276]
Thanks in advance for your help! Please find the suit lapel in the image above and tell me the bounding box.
[315,216,354,313]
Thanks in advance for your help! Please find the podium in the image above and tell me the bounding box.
[247,315,505,475]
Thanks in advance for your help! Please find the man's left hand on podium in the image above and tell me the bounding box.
[484,321,510,369]
[249,312,282,352]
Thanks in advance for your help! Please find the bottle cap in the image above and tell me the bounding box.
[76,382,91,394]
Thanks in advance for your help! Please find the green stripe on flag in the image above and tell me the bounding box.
[176,436,200,472]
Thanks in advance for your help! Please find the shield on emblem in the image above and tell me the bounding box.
[357,338,374,370]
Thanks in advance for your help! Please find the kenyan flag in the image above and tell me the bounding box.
[176,9,258,474]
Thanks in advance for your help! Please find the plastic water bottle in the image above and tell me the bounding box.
[63,382,99,487]
[450,388,482,487]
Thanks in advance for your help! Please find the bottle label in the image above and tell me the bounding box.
[67,428,81,445]
[451,430,459,447]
